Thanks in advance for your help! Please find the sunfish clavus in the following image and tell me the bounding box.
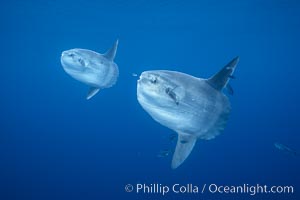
[137,57,239,169]
[61,40,119,99]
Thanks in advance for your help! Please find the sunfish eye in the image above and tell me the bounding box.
[68,53,75,57]
[150,76,157,84]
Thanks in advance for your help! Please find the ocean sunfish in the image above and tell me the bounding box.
[137,57,239,169]
[274,142,297,156]
[61,40,119,99]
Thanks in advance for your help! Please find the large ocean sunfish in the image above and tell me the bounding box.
[61,40,119,99]
[137,57,239,169]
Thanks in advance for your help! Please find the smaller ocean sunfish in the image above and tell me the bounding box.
[61,40,119,99]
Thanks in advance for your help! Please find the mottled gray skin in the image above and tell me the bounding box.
[61,40,119,99]
[138,71,230,139]
[137,57,238,169]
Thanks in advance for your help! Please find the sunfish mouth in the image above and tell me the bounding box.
[137,73,144,84]
[61,51,70,58]
[137,72,155,82]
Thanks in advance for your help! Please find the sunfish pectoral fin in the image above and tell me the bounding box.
[171,133,197,169]
[206,56,239,91]
[103,39,118,61]
[86,87,100,100]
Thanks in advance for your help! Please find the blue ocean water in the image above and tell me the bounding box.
[0,0,299,199]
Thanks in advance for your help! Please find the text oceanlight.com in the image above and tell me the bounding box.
[124,183,294,196]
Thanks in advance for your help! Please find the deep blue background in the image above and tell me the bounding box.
[0,0,299,199]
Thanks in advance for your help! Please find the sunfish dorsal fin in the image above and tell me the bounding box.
[171,133,197,169]
[103,39,118,61]
[207,56,239,91]
[86,87,100,100]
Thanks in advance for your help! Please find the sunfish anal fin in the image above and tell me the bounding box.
[171,133,197,169]
[86,87,100,100]
[103,39,118,61]
[207,56,239,91]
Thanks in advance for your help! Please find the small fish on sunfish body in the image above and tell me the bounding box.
[274,142,298,156]
[137,57,239,169]
[60,40,119,100]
